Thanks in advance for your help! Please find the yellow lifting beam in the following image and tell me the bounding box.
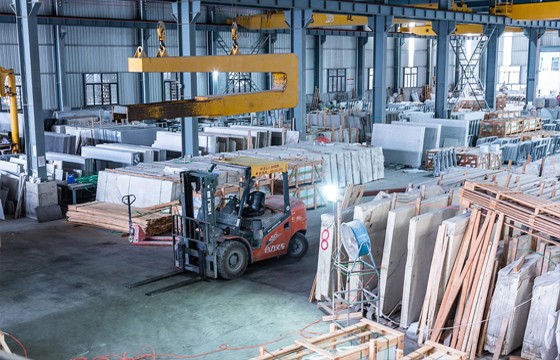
[125,54,297,121]
[492,1,560,21]
[0,67,20,153]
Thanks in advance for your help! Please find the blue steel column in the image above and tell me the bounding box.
[356,36,367,98]
[285,9,312,140]
[206,6,216,95]
[368,15,392,128]
[394,38,402,93]
[173,1,200,156]
[313,35,325,92]
[524,28,544,104]
[14,0,47,180]
[433,20,455,118]
[485,25,504,109]
[138,0,149,103]
[53,0,68,111]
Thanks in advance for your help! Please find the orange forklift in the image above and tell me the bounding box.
[129,157,308,294]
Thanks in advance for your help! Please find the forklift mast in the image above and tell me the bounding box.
[175,170,219,279]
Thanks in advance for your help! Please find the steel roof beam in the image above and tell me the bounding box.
[199,0,560,29]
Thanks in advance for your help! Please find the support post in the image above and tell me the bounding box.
[173,0,200,157]
[13,0,47,180]
[206,6,217,95]
[314,35,325,92]
[53,0,67,111]
[485,25,505,109]
[426,38,433,88]
[356,36,367,98]
[524,28,544,104]
[433,20,455,118]
[394,38,403,94]
[285,9,312,140]
[368,15,392,128]
[138,0,149,103]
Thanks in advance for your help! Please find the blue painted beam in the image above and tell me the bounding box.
[14,0,47,180]
[433,20,456,118]
[198,0,560,29]
[485,25,504,109]
[286,9,312,140]
[369,15,392,128]
[173,0,200,157]
[524,27,545,103]
[314,35,325,91]
[356,36,368,98]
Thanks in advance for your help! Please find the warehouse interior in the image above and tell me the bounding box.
[2,0,560,359]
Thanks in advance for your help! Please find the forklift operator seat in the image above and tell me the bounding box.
[243,191,266,217]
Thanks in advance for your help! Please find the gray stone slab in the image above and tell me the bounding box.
[485,255,539,355]
[353,198,391,289]
[408,118,469,147]
[372,123,425,168]
[522,269,560,360]
[400,207,458,327]
[378,194,450,315]
[392,121,442,160]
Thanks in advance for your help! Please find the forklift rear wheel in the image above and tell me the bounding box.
[217,241,249,280]
[287,233,308,259]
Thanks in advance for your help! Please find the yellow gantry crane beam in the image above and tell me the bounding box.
[0,67,20,153]
[125,54,297,120]
[398,23,523,36]
[233,2,471,31]
[493,1,560,21]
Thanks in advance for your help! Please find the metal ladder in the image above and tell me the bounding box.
[448,27,494,110]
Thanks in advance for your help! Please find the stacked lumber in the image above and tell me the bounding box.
[419,209,504,357]
[251,318,404,360]
[67,201,172,236]
[401,341,467,360]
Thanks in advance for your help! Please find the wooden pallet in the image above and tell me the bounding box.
[399,341,467,360]
[252,318,404,360]
[460,181,560,245]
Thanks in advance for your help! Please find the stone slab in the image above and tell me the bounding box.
[400,206,458,327]
[372,123,425,168]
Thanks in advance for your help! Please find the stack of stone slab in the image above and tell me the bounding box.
[96,142,384,210]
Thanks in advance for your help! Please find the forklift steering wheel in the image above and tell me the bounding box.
[228,194,240,205]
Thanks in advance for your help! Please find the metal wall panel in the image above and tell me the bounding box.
[62,1,136,20]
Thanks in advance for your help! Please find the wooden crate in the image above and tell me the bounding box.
[479,117,542,138]
[288,184,326,210]
[398,341,467,360]
[252,318,404,360]
[456,152,479,168]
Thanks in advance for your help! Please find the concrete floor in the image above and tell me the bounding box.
[0,169,431,359]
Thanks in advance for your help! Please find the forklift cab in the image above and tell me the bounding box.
[174,157,308,280]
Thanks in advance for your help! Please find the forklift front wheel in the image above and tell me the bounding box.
[217,241,249,280]
[287,233,309,259]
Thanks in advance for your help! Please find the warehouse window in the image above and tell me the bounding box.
[84,73,118,106]
[367,68,374,90]
[498,66,520,85]
[327,68,346,93]
[163,72,180,101]
[552,57,560,71]
[403,67,418,88]
[1,74,22,111]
